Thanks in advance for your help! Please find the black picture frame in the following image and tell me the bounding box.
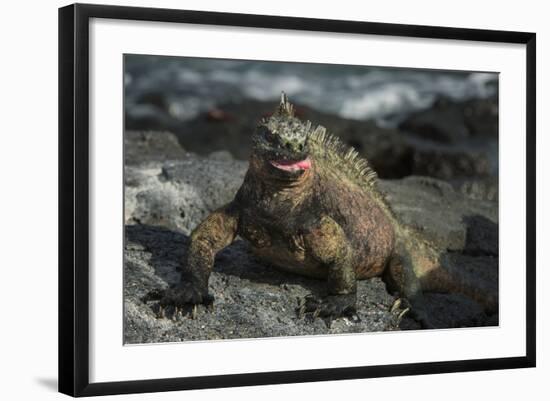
[58,3,536,397]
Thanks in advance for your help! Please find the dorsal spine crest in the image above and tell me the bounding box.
[308,124,378,188]
[276,92,295,117]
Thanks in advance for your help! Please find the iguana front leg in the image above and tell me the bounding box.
[158,203,239,308]
[300,216,358,320]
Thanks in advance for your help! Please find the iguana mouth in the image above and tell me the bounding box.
[270,158,311,172]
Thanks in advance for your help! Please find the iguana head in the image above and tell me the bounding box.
[251,93,312,178]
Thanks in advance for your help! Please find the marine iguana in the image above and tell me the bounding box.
[155,93,497,327]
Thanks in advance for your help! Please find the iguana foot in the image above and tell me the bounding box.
[297,294,360,326]
[144,282,214,319]
[392,298,435,329]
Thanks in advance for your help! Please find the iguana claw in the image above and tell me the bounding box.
[390,298,402,313]
[144,282,214,320]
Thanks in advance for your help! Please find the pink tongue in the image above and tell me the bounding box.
[295,159,311,169]
[271,158,311,171]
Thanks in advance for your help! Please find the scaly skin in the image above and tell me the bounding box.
[155,93,497,327]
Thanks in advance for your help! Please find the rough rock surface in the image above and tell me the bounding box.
[124,137,498,344]
[125,131,188,165]
[125,151,246,234]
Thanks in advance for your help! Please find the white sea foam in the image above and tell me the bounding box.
[242,71,307,100]
[124,56,498,123]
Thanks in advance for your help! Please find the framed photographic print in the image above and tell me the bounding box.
[58,3,536,397]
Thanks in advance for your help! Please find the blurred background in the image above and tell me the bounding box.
[124,55,499,200]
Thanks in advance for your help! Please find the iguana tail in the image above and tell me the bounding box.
[384,224,498,327]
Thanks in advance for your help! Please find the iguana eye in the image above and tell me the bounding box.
[263,128,278,144]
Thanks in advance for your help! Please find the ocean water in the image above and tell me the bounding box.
[124,55,498,125]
